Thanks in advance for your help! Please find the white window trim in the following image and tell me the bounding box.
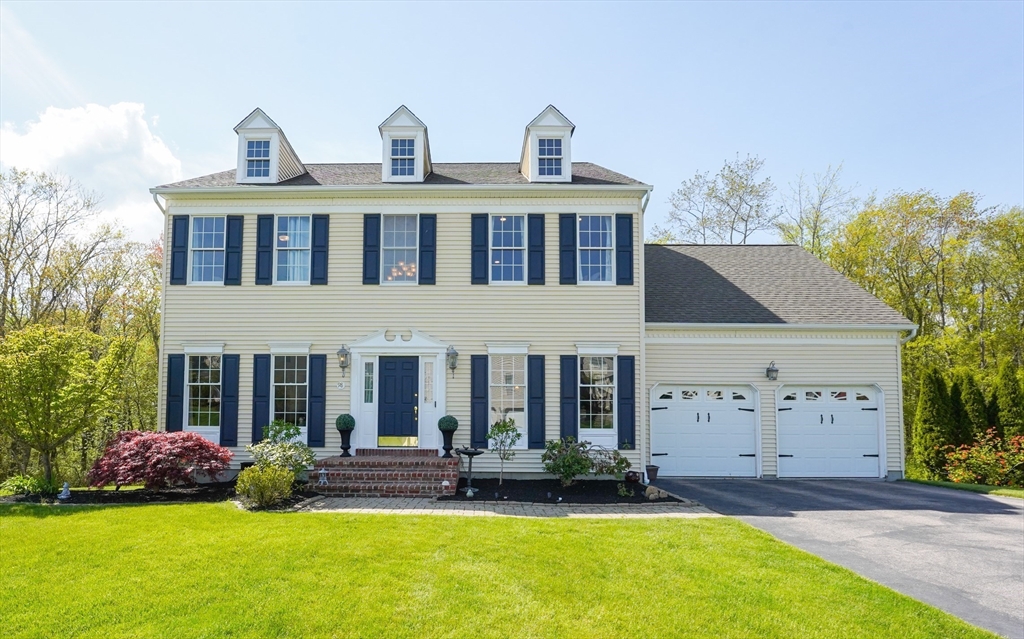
[268,342,311,355]
[578,354,617,445]
[577,214,615,285]
[488,354,529,450]
[272,214,312,286]
[381,131,424,183]
[529,131,571,183]
[237,134,278,185]
[576,343,619,356]
[489,214,527,285]
[486,343,530,355]
[271,353,309,443]
[183,353,223,442]
[183,342,225,355]
[187,216,227,286]
[380,213,420,285]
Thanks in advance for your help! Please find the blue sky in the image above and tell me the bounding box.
[1,1,1021,240]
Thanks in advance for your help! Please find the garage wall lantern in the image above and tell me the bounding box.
[446,345,459,378]
[336,345,351,377]
[765,361,779,381]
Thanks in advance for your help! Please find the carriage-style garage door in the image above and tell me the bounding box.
[650,385,758,477]
[776,386,881,478]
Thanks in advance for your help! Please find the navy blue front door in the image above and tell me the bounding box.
[378,356,419,445]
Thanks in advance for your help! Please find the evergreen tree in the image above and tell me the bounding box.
[986,387,1001,437]
[954,369,988,441]
[947,377,973,447]
[995,360,1024,438]
[912,367,953,478]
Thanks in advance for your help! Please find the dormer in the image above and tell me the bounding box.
[234,108,305,185]
[519,105,574,183]
[379,106,432,183]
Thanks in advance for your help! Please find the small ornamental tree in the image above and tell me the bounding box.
[954,369,988,441]
[995,360,1024,438]
[948,377,973,447]
[486,418,521,485]
[542,438,593,487]
[913,367,953,478]
[88,431,233,490]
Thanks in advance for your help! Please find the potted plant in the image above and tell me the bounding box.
[437,415,458,458]
[645,464,660,483]
[335,414,355,457]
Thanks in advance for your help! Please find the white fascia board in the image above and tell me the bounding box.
[645,322,917,331]
[151,183,652,196]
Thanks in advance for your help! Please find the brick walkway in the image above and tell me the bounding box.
[294,496,718,518]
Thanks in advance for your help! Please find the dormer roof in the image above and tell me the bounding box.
[519,105,575,183]
[233,107,305,184]
[378,105,432,181]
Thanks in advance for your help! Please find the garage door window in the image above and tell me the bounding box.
[580,356,615,441]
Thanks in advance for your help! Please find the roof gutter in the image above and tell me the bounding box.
[900,326,919,345]
[646,322,918,332]
[149,183,653,197]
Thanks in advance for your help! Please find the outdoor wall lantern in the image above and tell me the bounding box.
[446,345,459,378]
[337,345,351,377]
[765,361,779,381]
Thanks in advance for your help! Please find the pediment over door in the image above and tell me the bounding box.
[348,329,449,352]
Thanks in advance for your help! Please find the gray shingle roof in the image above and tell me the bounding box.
[645,244,914,326]
[156,162,645,189]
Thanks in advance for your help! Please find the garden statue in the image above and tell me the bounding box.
[57,482,71,501]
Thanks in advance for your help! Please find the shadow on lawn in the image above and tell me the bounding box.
[655,478,1024,518]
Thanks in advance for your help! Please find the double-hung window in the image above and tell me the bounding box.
[382,214,418,282]
[190,216,225,283]
[490,215,525,282]
[391,138,415,176]
[489,355,527,448]
[578,215,613,282]
[538,138,562,176]
[275,215,311,283]
[273,355,308,441]
[580,356,615,436]
[186,355,221,441]
[246,140,271,178]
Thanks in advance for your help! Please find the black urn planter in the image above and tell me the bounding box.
[645,465,660,483]
[441,430,455,458]
[339,429,353,457]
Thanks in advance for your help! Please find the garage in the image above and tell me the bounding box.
[650,385,758,477]
[776,386,882,478]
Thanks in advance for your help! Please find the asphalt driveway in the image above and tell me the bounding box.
[656,478,1024,638]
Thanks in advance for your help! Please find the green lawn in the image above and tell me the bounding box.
[0,504,994,639]
[906,479,1024,499]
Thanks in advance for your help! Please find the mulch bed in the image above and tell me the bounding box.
[1,481,320,509]
[437,478,678,504]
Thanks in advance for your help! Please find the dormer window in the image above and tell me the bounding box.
[391,139,415,177]
[246,140,271,178]
[538,138,562,176]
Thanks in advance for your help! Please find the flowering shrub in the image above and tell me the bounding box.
[236,464,294,508]
[944,428,1024,487]
[541,437,632,487]
[246,420,316,479]
[88,431,233,490]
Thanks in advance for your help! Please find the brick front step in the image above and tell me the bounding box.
[313,453,459,497]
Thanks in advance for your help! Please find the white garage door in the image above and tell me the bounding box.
[650,385,757,477]
[777,387,881,478]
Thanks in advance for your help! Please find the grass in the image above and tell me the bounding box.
[906,478,1024,499]
[0,504,995,639]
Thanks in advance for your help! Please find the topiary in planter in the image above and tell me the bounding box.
[335,414,356,457]
[437,415,458,458]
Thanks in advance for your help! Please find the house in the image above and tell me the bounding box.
[151,105,915,495]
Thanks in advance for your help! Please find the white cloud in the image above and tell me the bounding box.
[0,102,182,240]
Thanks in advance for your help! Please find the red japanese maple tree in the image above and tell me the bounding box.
[89,431,233,490]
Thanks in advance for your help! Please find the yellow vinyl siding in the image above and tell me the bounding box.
[644,329,905,477]
[158,194,644,473]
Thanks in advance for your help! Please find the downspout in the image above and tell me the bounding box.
[900,326,918,345]
[152,193,167,215]
[641,190,651,214]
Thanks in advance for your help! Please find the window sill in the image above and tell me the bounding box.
[272,281,312,286]
[187,281,226,287]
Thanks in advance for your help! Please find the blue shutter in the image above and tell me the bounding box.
[219,354,239,446]
[471,355,488,447]
[363,214,381,285]
[166,354,185,431]
[311,214,329,285]
[471,214,488,284]
[528,355,545,448]
[419,214,436,285]
[170,216,189,285]
[559,355,578,439]
[255,215,274,285]
[528,214,545,285]
[559,214,577,285]
[252,354,271,443]
[617,356,635,450]
[307,354,326,447]
[224,216,243,285]
[615,214,633,285]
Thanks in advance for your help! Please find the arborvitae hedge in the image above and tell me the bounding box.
[913,367,953,478]
[948,377,973,447]
[995,360,1024,438]
[954,369,988,440]
[987,387,1001,437]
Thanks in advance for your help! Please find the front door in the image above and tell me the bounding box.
[378,356,419,446]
